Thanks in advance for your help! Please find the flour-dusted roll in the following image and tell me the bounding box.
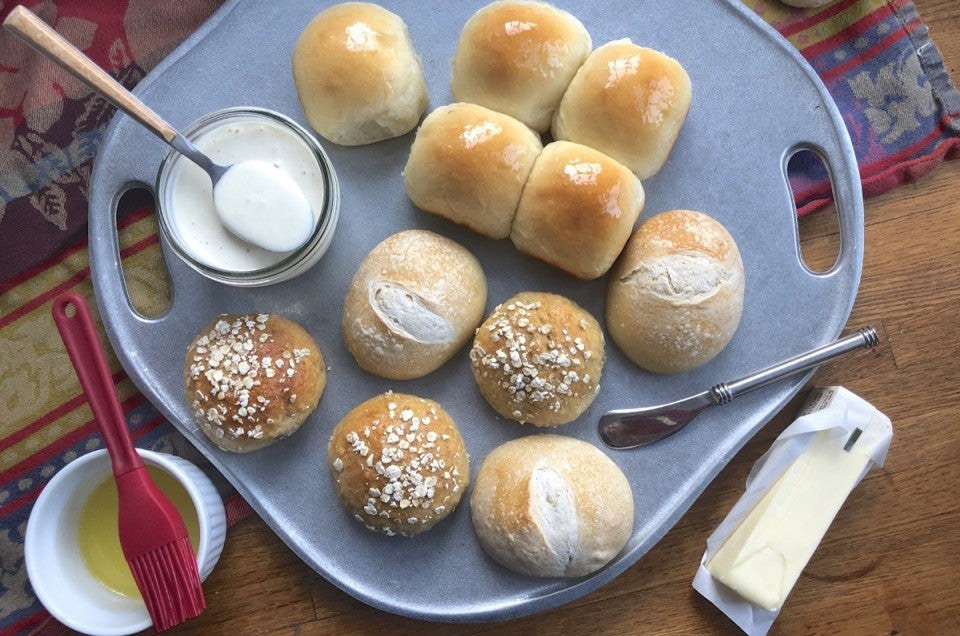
[470,434,634,577]
[450,0,592,133]
[552,39,692,179]
[510,141,645,279]
[470,291,604,426]
[184,314,326,452]
[606,209,745,374]
[404,103,543,239]
[292,2,428,145]
[328,392,470,537]
[342,230,488,380]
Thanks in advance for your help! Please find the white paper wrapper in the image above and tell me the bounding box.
[691,386,893,635]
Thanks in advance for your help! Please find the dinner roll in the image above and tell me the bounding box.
[606,210,744,374]
[470,291,604,426]
[184,314,326,452]
[328,392,470,537]
[552,39,692,179]
[342,230,487,380]
[292,2,428,145]
[404,103,543,239]
[450,0,591,132]
[470,434,634,577]
[510,141,645,279]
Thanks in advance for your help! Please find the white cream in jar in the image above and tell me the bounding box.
[212,159,314,253]
[161,112,330,275]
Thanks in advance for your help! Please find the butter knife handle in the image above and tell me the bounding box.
[715,327,879,402]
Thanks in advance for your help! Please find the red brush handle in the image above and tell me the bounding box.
[52,292,144,477]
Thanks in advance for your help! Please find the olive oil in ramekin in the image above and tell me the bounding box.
[77,466,200,597]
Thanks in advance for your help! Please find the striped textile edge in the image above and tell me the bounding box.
[0,210,251,636]
[778,0,960,214]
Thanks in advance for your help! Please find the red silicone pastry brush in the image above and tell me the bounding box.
[52,293,205,631]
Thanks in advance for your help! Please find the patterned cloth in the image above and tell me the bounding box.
[748,0,960,214]
[0,1,957,634]
[1,3,227,634]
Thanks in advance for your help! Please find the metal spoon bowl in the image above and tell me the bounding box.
[599,327,880,449]
[4,6,313,253]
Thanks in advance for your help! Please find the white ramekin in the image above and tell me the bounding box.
[25,448,227,636]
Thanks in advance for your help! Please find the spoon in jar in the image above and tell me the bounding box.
[599,327,880,449]
[4,6,314,253]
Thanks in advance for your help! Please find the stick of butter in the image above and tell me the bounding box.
[692,386,893,635]
[705,426,872,610]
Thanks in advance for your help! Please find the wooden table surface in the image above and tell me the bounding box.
[161,2,960,633]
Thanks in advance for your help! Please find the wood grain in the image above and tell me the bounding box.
[153,1,960,633]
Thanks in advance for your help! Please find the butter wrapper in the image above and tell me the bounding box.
[692,386,893,636]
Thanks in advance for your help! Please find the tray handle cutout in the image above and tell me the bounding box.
[785,143,863,280]
[110,185,173,321]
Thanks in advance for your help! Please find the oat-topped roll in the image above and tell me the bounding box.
[327,392,469,537]
[470,291,605,427]
[184,313,326,452]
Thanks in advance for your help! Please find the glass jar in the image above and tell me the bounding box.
[156,107,340,287]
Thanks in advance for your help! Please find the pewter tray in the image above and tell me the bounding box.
[88,0,863,622]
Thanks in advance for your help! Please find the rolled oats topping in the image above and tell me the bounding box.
[188,314,310,440]
[470,295,602,424]
[328,393,468,537]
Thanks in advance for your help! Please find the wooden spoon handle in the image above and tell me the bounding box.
[52,293,145,478]
[3,5,177,144]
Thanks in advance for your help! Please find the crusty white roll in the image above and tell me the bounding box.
[552,39,692,179]
[470,434,634,577]
[510,141,645,279]
[404,103,543,239]
[450,0,592,132]
[342,230,488,380]
[470,291,604,427]
[184,314,326,452]
[328,392,470,537]
[292,2,428,145]
[606,209,745,374]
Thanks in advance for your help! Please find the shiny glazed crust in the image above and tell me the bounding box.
[184,314,326,452]
[552,40,692,179]
[451,0,592,132]
[510,141,645,279]
[404,102,543,239]
[327,392,470,537]
[292,2,428,145]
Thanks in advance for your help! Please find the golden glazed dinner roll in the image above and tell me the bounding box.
[328,392,470,537]
[606,210,745,374]
[510,141,645,279]
[552,39,692,179]
[450,0,592,132]
[470,434,634,577]
[292,2,428,145]
[404,103,543,239]
[342,230,488,380]
[184,314,326,452]
[470,291,604,426]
